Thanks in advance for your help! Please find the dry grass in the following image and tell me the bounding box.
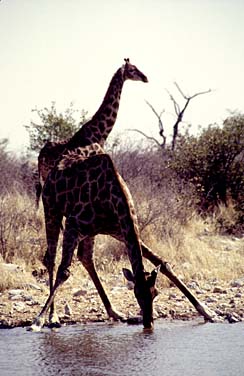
[0,191,243,294]
[0,256,39,292]
[141,212,244,286]
[0,192,45,264]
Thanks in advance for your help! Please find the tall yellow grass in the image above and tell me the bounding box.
[0,192,243,293]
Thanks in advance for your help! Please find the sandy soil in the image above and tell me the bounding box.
[0,263,243,329]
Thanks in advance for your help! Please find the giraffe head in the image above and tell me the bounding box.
[123,265,160,329]
[122,58,148,83]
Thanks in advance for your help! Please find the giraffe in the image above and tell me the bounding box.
[36,58,148,208]
[30,144,217,331]
[30,151,160,331]
[33,56,217,324]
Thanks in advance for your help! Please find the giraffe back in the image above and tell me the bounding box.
[43,153,140,241]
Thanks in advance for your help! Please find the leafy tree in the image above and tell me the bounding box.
[171,114,244,212]
[25,102,88,153]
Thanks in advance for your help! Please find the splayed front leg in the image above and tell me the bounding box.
[29,266,71,331]
[141,242,223,323]
[77,237,126,322]
[82,261,127,322]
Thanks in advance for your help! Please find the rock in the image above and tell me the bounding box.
[13,302,26,312]
[205,296,218,303]
[169,309,176,317]
[196,289,205,295]
[8,289,25,297]
[64,302,72,316]
[26,300,39,306]
[226,313,241,324]
[230,278,244,288]
[23,283,42,291]
[235,292,242,298]
[213,286,227,294]
[22,295,34,302]
[73,289,87,297]
[10,295,23,301]
[187,281,199,290]
[1,263,22,272]
[203,284,212,292]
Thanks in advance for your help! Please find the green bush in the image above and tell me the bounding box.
[24,102,88,153]
[171,114,244,216]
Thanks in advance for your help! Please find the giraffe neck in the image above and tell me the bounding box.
[68,67,124,148]
[115,172,145,278]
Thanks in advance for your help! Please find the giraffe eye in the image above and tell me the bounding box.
[128,68,135,75]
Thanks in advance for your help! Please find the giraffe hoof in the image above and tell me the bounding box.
[28,317,45,332]
[108,308,126,322]
[48,321,62,329]
[48,312,61,328]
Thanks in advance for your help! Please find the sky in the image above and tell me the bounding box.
[1,0,244,153]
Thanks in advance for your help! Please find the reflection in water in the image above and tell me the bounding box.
[1,321,244,376]
[37,324,157,375]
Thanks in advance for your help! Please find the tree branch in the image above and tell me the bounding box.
[171,83,212,150]
[145,101,166,147]
[126,129,162,148]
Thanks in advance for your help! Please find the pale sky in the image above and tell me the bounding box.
[1,0,244,153]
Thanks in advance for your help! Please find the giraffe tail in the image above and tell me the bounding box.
[35,181,42,209]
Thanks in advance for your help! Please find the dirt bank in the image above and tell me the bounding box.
[0,263,243,329]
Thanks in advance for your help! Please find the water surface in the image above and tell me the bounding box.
[1,320,244,376]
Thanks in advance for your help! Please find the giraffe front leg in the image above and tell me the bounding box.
[43,218,62,328]
[77,238,126,322]
[29,269,70,332]
[29,221,76,331]
[141,241,222,322]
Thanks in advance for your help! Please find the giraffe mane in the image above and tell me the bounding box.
[57,152,85,170]
[58,144,105,170]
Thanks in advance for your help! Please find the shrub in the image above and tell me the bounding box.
[171,114,244,216]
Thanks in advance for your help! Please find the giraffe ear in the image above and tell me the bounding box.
[122,268,135,283]
[147,265,161,287]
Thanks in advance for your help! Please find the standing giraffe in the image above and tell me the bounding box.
[36,58,148,207]
[31,151,159,331]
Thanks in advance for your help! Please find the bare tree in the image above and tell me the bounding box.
[169,83,211,150]
[128,83,211,151]
[145,101,166,148]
